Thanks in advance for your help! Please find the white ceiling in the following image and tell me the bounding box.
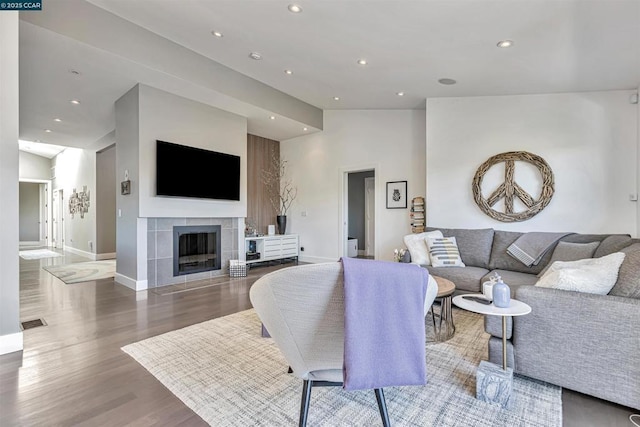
[18,0,640,153]
[18,140,66,159]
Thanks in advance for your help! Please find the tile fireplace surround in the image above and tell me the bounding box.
[147,217,239,288]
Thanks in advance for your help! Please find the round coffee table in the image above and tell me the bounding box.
[430,276,456,341]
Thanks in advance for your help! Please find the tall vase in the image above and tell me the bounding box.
[276,215,287,235]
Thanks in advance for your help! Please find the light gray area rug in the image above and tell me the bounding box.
[43,259,116,284]
[122,308,562,426]
[19,249,62,260]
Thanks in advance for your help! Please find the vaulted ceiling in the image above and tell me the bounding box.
[18,0,640,151]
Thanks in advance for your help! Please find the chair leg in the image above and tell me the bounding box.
[299,380,313,427]
[374,388,391,427]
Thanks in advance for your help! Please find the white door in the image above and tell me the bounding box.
[39,183,48,246]
[52,189,64,249]
[364,177,375,257]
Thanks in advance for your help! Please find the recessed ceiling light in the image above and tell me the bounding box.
[249,52,262,60]
[357,59,368,66]
[333,96,340,101]
[70,99,80,105]
[211,30,223,38]
[438,78,457,85]
[45,129,52,133]
[53,118,62,122]
[270,115,276,120]
[497,40,514,48]
[284,69,293,75]
[303,127,308,131]
[288,4,302,13]
[396,92,405,96]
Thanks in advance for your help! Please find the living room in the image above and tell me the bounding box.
[1,1,639,426]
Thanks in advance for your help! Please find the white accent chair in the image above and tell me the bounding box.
[250,262,437,426]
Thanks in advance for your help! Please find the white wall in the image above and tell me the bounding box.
[281,110,426,262]
[115,85,142,285]
[426,91,638,236]
[637,87,640,237]
[96,144,116,254]
[137,84,247,218]
[19,150,51,180]
[52,147,97,255]
[114,84,248,289]
[0,12,21,353]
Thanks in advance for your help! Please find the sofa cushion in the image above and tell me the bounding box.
[489,231,611,275]
[404,230,443,265]
[483,270,539,291]
[594,235,633,258]
[609,243,640,298]
[485,316,513,340]
[537,241,600,277]
[488,231,550,275]
[426,227,494,269]
[425,266,488,293]
[426,236,465,267]
[535,252,626,295]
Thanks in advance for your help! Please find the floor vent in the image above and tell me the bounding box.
[21,318,47,330]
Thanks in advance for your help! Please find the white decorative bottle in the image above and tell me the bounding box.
[492,275,511,308]
[482,275,498,300]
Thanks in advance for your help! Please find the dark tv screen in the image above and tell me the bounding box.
[156,140,240,201]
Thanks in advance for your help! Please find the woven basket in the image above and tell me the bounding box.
[229,263,249,278]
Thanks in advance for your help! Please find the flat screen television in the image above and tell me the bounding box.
[156,140,240,201]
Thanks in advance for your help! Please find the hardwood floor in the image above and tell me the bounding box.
[1,250,636,426]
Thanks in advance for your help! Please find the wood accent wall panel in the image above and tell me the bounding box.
[247,134,279,235]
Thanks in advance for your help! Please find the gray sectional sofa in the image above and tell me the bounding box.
[406,227,640,410]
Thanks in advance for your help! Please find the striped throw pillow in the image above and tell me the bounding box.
[426,237,466,267]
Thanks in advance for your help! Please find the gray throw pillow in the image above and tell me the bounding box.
[537,241,600,277]
[609,244,640,298]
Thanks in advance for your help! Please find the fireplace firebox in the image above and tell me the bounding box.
[173,225,221,276]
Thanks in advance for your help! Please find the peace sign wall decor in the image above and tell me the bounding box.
[472,151,554,222]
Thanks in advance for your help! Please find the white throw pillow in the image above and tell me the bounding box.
[426,236,466,268]
[403,230,443,265]
[537,241,600,277]
[535,252,626,295]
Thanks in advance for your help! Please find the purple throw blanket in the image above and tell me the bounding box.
[341,257,428,391]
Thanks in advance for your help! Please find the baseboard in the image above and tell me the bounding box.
[114,272,148,291]
[63,247,116,261]
[0,332,23,355]
[95,252,116,260]
[19,241,41,247]
[63,245,96,260]
[298,255,338,264]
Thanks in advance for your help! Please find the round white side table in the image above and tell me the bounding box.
[452,294,531,370]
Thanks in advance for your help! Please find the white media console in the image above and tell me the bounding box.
[245,234,299,264]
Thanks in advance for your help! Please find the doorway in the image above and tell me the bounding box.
[18,179,51,247]
[344,169,376,259]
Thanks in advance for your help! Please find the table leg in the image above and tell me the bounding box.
[502,316,507,370]
[441,296,455,339]
[430,296,456,341]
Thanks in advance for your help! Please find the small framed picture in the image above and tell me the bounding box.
[386,181,407,209]
[121,180,131,195]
